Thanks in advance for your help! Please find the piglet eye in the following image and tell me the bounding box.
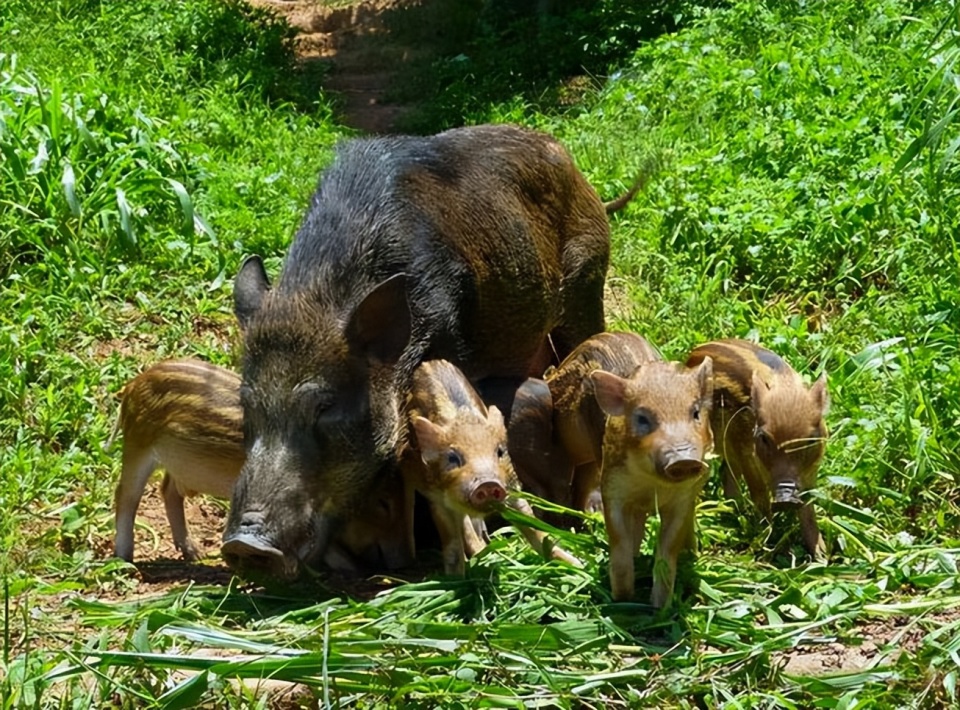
[692,405,701,422]
[446,450,463,469]
[633,412,652,436]
[496,444,507,459]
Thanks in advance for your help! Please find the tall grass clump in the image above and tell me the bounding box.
[0,54,204,275]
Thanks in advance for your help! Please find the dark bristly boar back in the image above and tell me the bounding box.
[592,357,715,608]
[223,124,620,579]
[686,339,829,557]
[112,359,412,570]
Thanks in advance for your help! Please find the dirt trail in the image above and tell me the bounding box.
[249,0,439,134]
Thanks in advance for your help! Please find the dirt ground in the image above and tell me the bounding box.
[248,0,449,134]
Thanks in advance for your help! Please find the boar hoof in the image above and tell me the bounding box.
[177,538,203,563]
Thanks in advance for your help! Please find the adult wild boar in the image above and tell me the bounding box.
[223,124,622,579]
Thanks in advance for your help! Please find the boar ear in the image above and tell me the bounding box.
[234,255,271,330]
[590,370,628,417]
[345,274,411,365]
[810,373,830,414]
[412,416,443,463]
[694,356,714,401]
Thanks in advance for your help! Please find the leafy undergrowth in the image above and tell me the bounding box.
[3,0,960,707]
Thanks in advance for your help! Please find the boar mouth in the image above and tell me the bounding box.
[221,509,320,580]
[221,533,302,580]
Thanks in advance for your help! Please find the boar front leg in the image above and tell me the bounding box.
[160,473,201,562]
[605,502,647,601]
[719,460,741,500]
[507,497,583,568]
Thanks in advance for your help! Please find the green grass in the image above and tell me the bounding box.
[3,0,960,707]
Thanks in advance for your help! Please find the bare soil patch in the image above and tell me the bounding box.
[249,0,451,133]
[775,609,960,676]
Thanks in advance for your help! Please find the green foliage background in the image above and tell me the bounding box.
[1,0,959,706]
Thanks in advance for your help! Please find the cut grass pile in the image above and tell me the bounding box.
[2,0,960,707]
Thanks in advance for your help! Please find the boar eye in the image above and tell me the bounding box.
[755,430,772,448]
[446,450,463,469]
[632,410,653,436]
[692,405,701,422]
[312,394,336,419]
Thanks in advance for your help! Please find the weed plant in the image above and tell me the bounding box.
[2,0,960,707]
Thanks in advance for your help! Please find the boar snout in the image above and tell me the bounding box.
[221,510,298,579]
[772,480,803,508]
[469,479,508,508]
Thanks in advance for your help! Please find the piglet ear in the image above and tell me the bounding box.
[345,274,411,365]
[412,416,443,465]
[809,373,830,414]
[234,255,271,331]
[751,370,770,406]
[590,370,629,417]
[694,355,714,402]
[486,404,506,432]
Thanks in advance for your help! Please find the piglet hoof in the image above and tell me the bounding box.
[584,490,604,514]
[177,538,203,563]
[550,546,584,569]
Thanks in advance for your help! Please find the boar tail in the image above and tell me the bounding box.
[604,153,664,214]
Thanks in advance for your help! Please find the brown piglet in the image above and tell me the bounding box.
[592,357,715,608]
[112,359,411,569]
[549,332,662,513]
[507,332,661,522]
[686,339,829,557]
[402,359,583,575]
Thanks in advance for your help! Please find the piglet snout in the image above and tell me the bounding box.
[470,480,507,508]
[663,458,708,482]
